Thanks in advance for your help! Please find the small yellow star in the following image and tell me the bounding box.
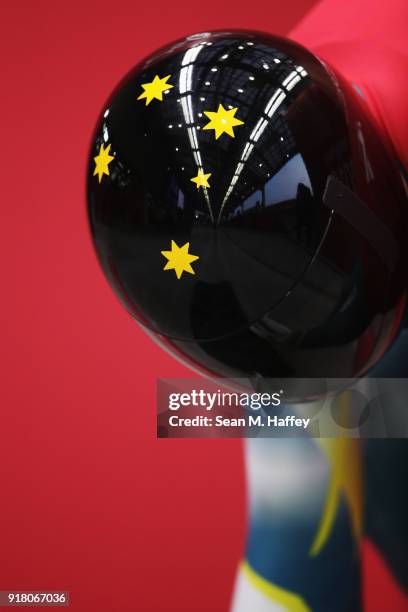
[161,240,199,279]
[190,169,212,189]
[203,104,244,139]
[137,74,174,105]
[93,143,114,183]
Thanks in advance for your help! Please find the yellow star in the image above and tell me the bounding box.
[190,169,212,189]
[137,74,174,105]
[93,143,114,183]
[203,104,244,139]
[161,241,199,279]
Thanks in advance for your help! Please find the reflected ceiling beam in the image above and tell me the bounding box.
[179,45,214,223]
[217,65,308,224]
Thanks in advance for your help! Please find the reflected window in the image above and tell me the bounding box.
[264,153,312,206]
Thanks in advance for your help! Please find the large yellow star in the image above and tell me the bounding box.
[203,104,244,139]
[137,74,174,105]
[190,169,212,189]
[93,143,114,183]
[161,240,199,279]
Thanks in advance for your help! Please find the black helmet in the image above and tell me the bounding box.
[87,30,407,380]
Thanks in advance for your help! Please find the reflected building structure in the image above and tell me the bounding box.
[157,38,317,230]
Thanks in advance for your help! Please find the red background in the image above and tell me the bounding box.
[1,1,407,610]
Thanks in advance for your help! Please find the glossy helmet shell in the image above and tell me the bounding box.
[87,30,408,380]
